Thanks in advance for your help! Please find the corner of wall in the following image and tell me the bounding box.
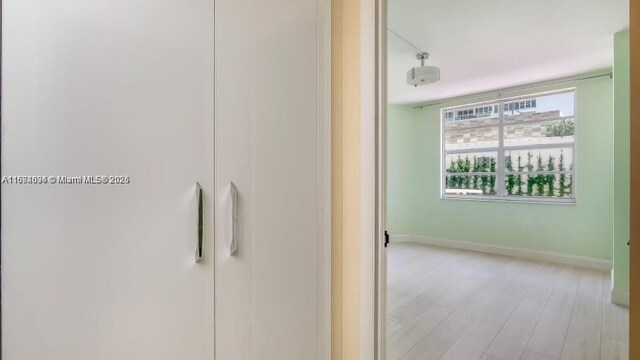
[612,28,631,308]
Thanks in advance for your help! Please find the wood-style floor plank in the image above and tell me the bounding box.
[385,243,629,360]
[397,260,528,359]
[387,318,404,337]
[387,254,511,359]
[523,265,581,358]
[485,263,559,360]
[561,269,603,360]
[600,276,629,360]
[387,247,464,314]
[390,253,498,324]
[440,262,543,360]
[480,354,502,360]
[520,349,557,360]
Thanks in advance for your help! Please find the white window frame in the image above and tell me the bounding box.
[440,88,577,204]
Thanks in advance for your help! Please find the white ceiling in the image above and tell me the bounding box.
[388,0,629,104]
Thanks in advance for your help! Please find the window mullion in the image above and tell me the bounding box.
[497,99,505,197]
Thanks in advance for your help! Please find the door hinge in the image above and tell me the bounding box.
[384,231,390,248]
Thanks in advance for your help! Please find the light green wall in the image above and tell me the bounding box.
[613,29,630,302]
[387,75,614,260]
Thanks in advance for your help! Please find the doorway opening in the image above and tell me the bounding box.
[379,1,630,359]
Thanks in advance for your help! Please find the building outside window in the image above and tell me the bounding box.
[442,89,576,202]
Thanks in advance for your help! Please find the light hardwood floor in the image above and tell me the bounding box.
[386,242,629,360]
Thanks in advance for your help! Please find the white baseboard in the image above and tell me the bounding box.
[611,288,629,306]
[391,234,612,272]
[609,269,629,306]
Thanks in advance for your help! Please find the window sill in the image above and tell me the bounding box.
[440,195,577,205]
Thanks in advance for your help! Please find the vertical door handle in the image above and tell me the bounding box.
[195,182,204,262]
[229,182,239,256]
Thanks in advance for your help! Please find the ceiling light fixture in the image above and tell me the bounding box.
[387,28,441,87]
[407,52,440,87]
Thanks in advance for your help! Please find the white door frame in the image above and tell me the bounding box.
[373,0,387,357]
[360,0,387,358]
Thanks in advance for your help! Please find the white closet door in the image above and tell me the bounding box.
[214,0,329,359]
[2,1,215,359]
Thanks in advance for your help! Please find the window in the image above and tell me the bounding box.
[442,89,576,202]
[443,105,499,122]
[504,98,537,113]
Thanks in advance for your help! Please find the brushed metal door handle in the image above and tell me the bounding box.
[195,182,204,262]
[230,182,238,256]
